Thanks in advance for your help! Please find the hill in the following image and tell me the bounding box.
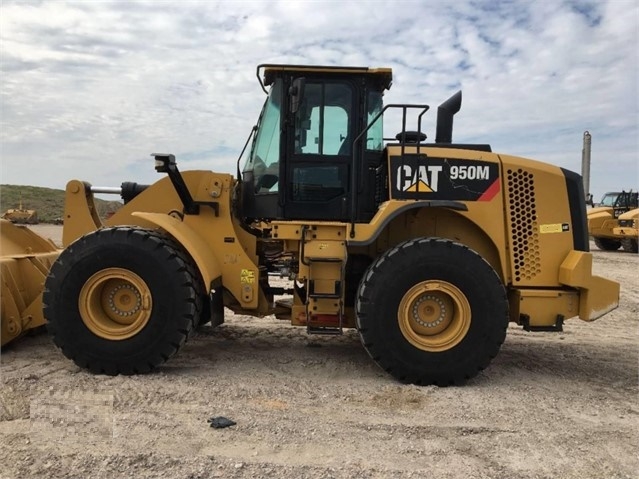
[0,184,122,223]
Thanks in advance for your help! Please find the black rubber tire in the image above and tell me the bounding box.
[43,227,203,375]
[345,254,373,307]
[621,238,638,253]
[356,238,509,386]
[593,237,621,251]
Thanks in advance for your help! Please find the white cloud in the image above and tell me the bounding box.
[0,0,637,201]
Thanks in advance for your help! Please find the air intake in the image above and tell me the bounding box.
[507,168,541,282]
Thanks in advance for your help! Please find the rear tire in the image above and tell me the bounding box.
[593,237,621,251]
[356,238,508,385]
[43,227,203,375]
[621,238,638,253]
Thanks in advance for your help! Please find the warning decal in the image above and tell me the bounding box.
[540,223,570,234]
[240,269,255,284]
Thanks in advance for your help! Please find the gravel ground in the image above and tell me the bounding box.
[0,226,637,479]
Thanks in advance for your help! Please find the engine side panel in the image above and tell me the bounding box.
[499,154,578,288]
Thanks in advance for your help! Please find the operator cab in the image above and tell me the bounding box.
[597,190,638,217]
[241,64,392,222]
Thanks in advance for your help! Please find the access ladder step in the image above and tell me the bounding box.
[307,326,343,336]
[308,279,341,299]
[306,312,344,335]
[309,292,341,299]
[306,257,343,263]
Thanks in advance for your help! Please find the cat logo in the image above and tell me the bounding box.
[396,165,443,192]
[390,155,499,202]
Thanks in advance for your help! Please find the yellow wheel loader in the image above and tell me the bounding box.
[588,190,638,251]
[3,65,620,385]
[612,208,638,253]
[1,204,39,225]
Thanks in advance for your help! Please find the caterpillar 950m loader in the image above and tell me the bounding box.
[5,64,620,385]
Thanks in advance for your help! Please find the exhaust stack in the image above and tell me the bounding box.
[435,90,462,144]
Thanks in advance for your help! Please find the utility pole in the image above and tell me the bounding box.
[581,131,592,205]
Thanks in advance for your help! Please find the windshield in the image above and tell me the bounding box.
[599,193,619,207]
[244,79,282,192]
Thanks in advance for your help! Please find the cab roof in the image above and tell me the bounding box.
[257,63,393,93]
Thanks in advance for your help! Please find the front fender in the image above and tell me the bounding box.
[132,212,222,290]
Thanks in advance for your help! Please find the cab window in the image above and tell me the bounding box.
[294,83,352,156]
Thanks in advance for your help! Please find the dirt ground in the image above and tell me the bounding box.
[1,225,637,479]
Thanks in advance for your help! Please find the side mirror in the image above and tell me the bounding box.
[289,77,306,114]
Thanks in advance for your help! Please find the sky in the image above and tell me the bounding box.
[0,0,637,202]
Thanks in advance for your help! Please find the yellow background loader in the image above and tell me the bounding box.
[612,208,638,253]
[588,190,638,251]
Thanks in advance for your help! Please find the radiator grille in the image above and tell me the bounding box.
[507,169,540,282]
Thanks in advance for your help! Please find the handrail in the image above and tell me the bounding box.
[349,104,430,237]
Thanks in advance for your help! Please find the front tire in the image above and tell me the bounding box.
[621,238,638,253]
[593,237,621,251]
[356,238,508,385]
[43,227,203,375]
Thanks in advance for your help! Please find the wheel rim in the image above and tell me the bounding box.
[78,268,152,340]
[398,280,471,352]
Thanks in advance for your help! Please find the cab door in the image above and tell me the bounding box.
[283,80,356,221]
